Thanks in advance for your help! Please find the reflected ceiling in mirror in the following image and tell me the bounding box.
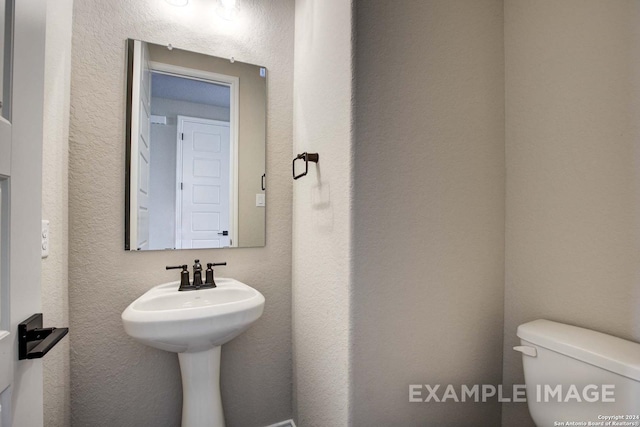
[125,39,266,251]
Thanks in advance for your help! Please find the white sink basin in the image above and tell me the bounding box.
[121,278,265,427]
[122,279,264,353]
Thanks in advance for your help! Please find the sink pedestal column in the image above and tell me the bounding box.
[178,347,225,427]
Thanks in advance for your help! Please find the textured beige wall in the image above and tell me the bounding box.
[42,0,73,426]
[69,0,293,425]
[503,1,640,425]
[292,0,354,425]
[353,1,505,425]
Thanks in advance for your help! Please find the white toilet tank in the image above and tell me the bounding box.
[515,319,640,427]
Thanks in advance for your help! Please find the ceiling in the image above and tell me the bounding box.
[151,72,231,108]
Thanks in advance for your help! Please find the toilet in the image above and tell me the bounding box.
[514,319,640,427]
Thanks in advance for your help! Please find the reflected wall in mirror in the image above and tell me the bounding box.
[125,39,266,251]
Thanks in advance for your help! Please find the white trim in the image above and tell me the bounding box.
[150,61,238,90]
[151,62,240,247]
[264,420,296,427]
[175,118,183,249]
[230,73,239,247]
[128,40,142,251]
[0,104,10,176]
[175,115,235,249]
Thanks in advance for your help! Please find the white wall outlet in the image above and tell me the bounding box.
[256,193,266,207]
[41,220,49,258]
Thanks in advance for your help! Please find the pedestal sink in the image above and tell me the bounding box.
[121,279,265,427]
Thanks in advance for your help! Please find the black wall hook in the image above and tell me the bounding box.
[293,152,319,180]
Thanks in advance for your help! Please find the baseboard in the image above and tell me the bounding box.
[265,420,296,427]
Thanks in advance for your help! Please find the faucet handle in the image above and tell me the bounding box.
[205,262,226,287]
[207,262,227,268]
[166,264,188,271]
[166,265,191,290]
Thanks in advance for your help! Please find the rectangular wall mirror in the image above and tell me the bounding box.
[125,39,266,251]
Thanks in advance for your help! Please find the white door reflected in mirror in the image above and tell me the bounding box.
[176,116,232,249]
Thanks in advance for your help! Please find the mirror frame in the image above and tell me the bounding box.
[124,39,267,251]
[124,39,135,250]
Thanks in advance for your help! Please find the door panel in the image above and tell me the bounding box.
[0,0,12,176]
[0,180,10,399]
[3,0,47,426]
[177,117,231,249]
[136,43,151,250]
[129,40,151,250]
[7,0,47,427]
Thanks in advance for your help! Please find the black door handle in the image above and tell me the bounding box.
[18,313,69,360]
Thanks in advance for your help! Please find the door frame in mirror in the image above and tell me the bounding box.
[149,62,240,249]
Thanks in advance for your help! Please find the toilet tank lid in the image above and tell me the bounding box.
[517,319,640,382]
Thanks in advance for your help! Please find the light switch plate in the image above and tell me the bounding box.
[41,220,49,258]
[256,194,265,207]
